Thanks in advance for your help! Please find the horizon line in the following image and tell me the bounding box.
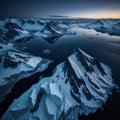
[0,16,120,20]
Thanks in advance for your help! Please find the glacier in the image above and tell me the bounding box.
[1,48,117,120]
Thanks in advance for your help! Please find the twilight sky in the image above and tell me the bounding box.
[0,0,120,18]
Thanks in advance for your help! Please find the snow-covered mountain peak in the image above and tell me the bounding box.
[1,48,117,120]
[0,48,52,103]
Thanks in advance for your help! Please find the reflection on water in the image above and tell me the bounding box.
[15,27,120,87]
[41,35,63,44]
[16,27,120,63]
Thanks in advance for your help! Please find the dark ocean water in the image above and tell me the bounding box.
[0,27,120,119]
[21,27,120,84]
